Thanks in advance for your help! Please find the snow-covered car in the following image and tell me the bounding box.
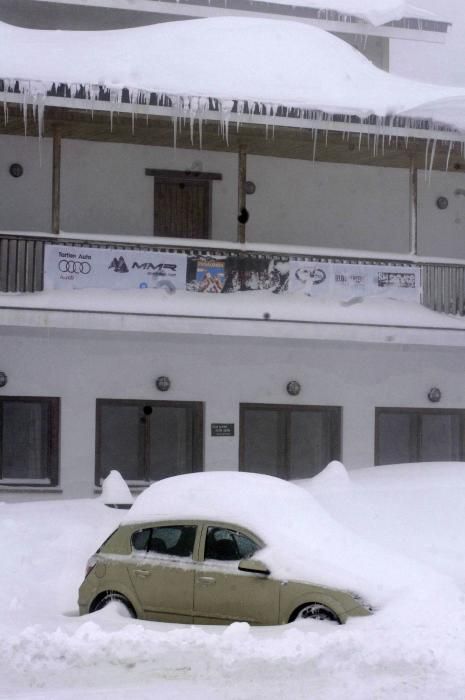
[78,472,373,624]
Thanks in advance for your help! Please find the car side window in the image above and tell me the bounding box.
[204,527,259,561]
[149,525,196,558]
[132,528,151,552]
[131,525,196,558]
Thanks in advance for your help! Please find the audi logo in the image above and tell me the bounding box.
[58,260,91,274]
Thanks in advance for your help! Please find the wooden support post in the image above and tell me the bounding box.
[237,145,247,245]
[52,124,62,235]
[409,155,418,255]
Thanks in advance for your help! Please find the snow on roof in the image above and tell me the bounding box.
[122,470,443,605]
[247,0,437,26]
[1,18,465,137]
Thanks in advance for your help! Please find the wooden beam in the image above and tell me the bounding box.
[51,124,61,235]
[145,168,222,180]
[409,155,418,255]
[237,145,247,245]
[3,106,465,173]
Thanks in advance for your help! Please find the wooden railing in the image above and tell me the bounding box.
[0,232,464,316]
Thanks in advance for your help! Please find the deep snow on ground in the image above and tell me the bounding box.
[2,464,465,699]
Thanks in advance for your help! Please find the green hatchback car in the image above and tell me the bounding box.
[79,517,372,625]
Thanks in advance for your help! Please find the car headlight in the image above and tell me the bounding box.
[346,591,374,613]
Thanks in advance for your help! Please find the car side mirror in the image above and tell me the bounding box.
[238,558,270,576]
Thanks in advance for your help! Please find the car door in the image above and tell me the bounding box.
[193,524,280,625]
[127,523,197,622]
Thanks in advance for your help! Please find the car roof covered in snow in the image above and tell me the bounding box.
[122,470,442,605]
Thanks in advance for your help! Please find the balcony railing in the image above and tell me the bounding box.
[0,231,464,316]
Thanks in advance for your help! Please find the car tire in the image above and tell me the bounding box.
[291,603,339,623]
[90,591,136,618]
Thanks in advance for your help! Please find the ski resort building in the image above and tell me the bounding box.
[1,0,465,500]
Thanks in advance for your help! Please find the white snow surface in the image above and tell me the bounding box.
[3,463,465,699]
[2,17,465,132]
[3,287,465,331]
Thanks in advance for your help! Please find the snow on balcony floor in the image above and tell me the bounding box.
[1,287,465,333]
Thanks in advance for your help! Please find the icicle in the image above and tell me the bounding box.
[312,129,318,164]
[428,139,437,182]
[172,115,177,150]
[22,90,28,135]
[445,140,453,172]
[424,140,430,181]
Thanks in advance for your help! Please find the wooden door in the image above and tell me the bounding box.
[154,180,210,238]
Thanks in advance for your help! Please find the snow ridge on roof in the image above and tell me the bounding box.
[249,0,437,26]
[1,17,464,138]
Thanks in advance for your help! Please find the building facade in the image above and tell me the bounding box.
[1,0,465,500]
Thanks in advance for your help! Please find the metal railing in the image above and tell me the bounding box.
[0,231,464,316]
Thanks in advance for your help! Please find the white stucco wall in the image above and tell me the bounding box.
[1,325,464,501]
[0,135,53,232]
[1,134,464,258]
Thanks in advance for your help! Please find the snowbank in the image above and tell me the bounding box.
[3,464,465,698]
[302,460,465,581]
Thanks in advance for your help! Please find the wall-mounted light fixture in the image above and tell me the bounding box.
[155,376,171,392]
[436,196,449,210]
[428,387,441,403]
[286,380,301,396]
[9,163,23,178]
[0,372,7,387]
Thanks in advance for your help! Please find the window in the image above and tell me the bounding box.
[96,399,203,485]
[240,404,341,479]
[375,408,465,465]
[132,525,197,558]
[0,397,59,485]
[146,169,222,239]
[204,527,260,561]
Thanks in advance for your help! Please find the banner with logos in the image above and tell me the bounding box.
[44,244,187,290]
[289,261,421,302]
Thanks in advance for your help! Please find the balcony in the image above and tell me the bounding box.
[1,230,464,318]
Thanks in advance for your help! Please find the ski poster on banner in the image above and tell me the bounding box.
[44,244,187,290]
[191,257,226,293]
[187,256,290,293]
[289,261,421,302]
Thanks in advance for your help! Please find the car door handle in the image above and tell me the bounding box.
[197,576,216,585]
[134,569,151,578]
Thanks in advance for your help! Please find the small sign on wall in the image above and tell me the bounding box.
[211,423,235,437]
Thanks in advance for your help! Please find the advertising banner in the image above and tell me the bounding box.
[289,261,421,302]
[187,256,290,294]
[44,244,187,291]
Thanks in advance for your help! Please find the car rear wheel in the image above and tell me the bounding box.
[90,591,136,618]
[292,603,339,623]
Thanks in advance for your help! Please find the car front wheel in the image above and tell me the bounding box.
[90,591,136,618]
[292,603,339,623]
